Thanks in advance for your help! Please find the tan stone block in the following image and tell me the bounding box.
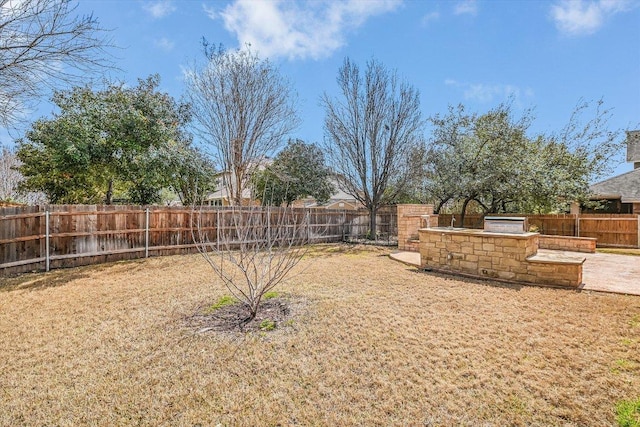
[499,239,518,247]
[497,271,516,280]
[511,265,528,274]
[466,254,479,262]
[482,243,495,251]
[478,261,492,269]
[449,243,462,252]
[459,261,478,271]
[502,247,522,254]
[527,265,556,274]
[461,245,475,254]
[470,236,483,244]
[516,273,535,282]
[500,258,521,268]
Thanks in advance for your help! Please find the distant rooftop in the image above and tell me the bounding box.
[590,168,640,203]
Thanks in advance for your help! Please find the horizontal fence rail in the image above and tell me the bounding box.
[438,213,640,248]
[0,205,398,275]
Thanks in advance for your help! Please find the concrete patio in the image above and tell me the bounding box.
[390,250,640,296]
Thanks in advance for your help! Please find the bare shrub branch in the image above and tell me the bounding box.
[193,205,311,322]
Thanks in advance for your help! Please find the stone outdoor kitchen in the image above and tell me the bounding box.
[397,205,597,288]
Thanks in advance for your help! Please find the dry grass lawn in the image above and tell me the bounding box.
[598,248,640,257]
[1,244,639,426]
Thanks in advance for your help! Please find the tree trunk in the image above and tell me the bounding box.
[368,206,377,240]
[233,167,243,206]
[435,197,450,214]
[105,179,113,205]
[460,196,473,228]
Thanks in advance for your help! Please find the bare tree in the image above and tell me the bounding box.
[322,58,423,238]
[184,43,299,206]
[0,145,45,204]
[0,145,21,201]
[0,0,114,128]
[194,205,309,322]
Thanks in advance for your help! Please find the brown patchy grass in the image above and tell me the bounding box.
[1,243,639,426]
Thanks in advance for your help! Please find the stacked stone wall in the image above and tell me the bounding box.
[397,204,436,251]
[419,229,584,288]
[538,235,596,253]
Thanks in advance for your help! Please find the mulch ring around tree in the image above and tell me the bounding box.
[185,295,308,335]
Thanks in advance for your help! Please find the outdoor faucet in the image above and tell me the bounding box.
[451,216,456,229]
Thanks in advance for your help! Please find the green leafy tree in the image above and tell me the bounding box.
[252,139,335,206]
[160,142,217,206]
[16,75,193,204]
[425,100,623,224]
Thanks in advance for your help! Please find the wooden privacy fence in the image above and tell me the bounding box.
[0,205,397,275]
[438,213,640,248]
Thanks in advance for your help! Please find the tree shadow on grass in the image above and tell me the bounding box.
[304,243,391,259]
[0,269,91,293]
[0,258,150,293]
[415,268,526,292]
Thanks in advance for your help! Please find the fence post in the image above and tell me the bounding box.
[267,206,271,246]
[216,208,220,251]
[576,214,580,238]
[45,210,50,272]
[637,215,640,248]
[145,208,150,258]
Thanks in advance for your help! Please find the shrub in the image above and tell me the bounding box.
[206,295,236,313]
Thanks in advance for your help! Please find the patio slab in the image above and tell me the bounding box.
[390,250,640,296]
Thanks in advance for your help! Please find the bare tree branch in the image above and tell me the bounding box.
[0,144,45,203]
[0,0,115,128]
[193,205,311,322]
[322,58,423,238]
[184,44,299,206]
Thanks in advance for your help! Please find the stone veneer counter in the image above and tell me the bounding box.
[418,227,585,288]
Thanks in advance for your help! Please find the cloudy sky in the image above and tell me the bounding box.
[9,0,640,178]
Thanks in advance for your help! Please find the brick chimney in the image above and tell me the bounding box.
[626,130,640,169]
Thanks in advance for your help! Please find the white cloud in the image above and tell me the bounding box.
[454,0,477,16]
[143,0,176,19]
[217,0,402,60]
[550,0,633,35]
[202,3,217,20]
[421,11,440,26]
[154,37,175,51]
[445,79,534,105]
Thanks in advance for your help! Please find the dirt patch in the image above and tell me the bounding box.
[185,296,306,335]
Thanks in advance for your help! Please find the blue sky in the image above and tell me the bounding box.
[7,0,640,179]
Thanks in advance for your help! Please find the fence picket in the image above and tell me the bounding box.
[1,205,398,275]
[438,213,639,248]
